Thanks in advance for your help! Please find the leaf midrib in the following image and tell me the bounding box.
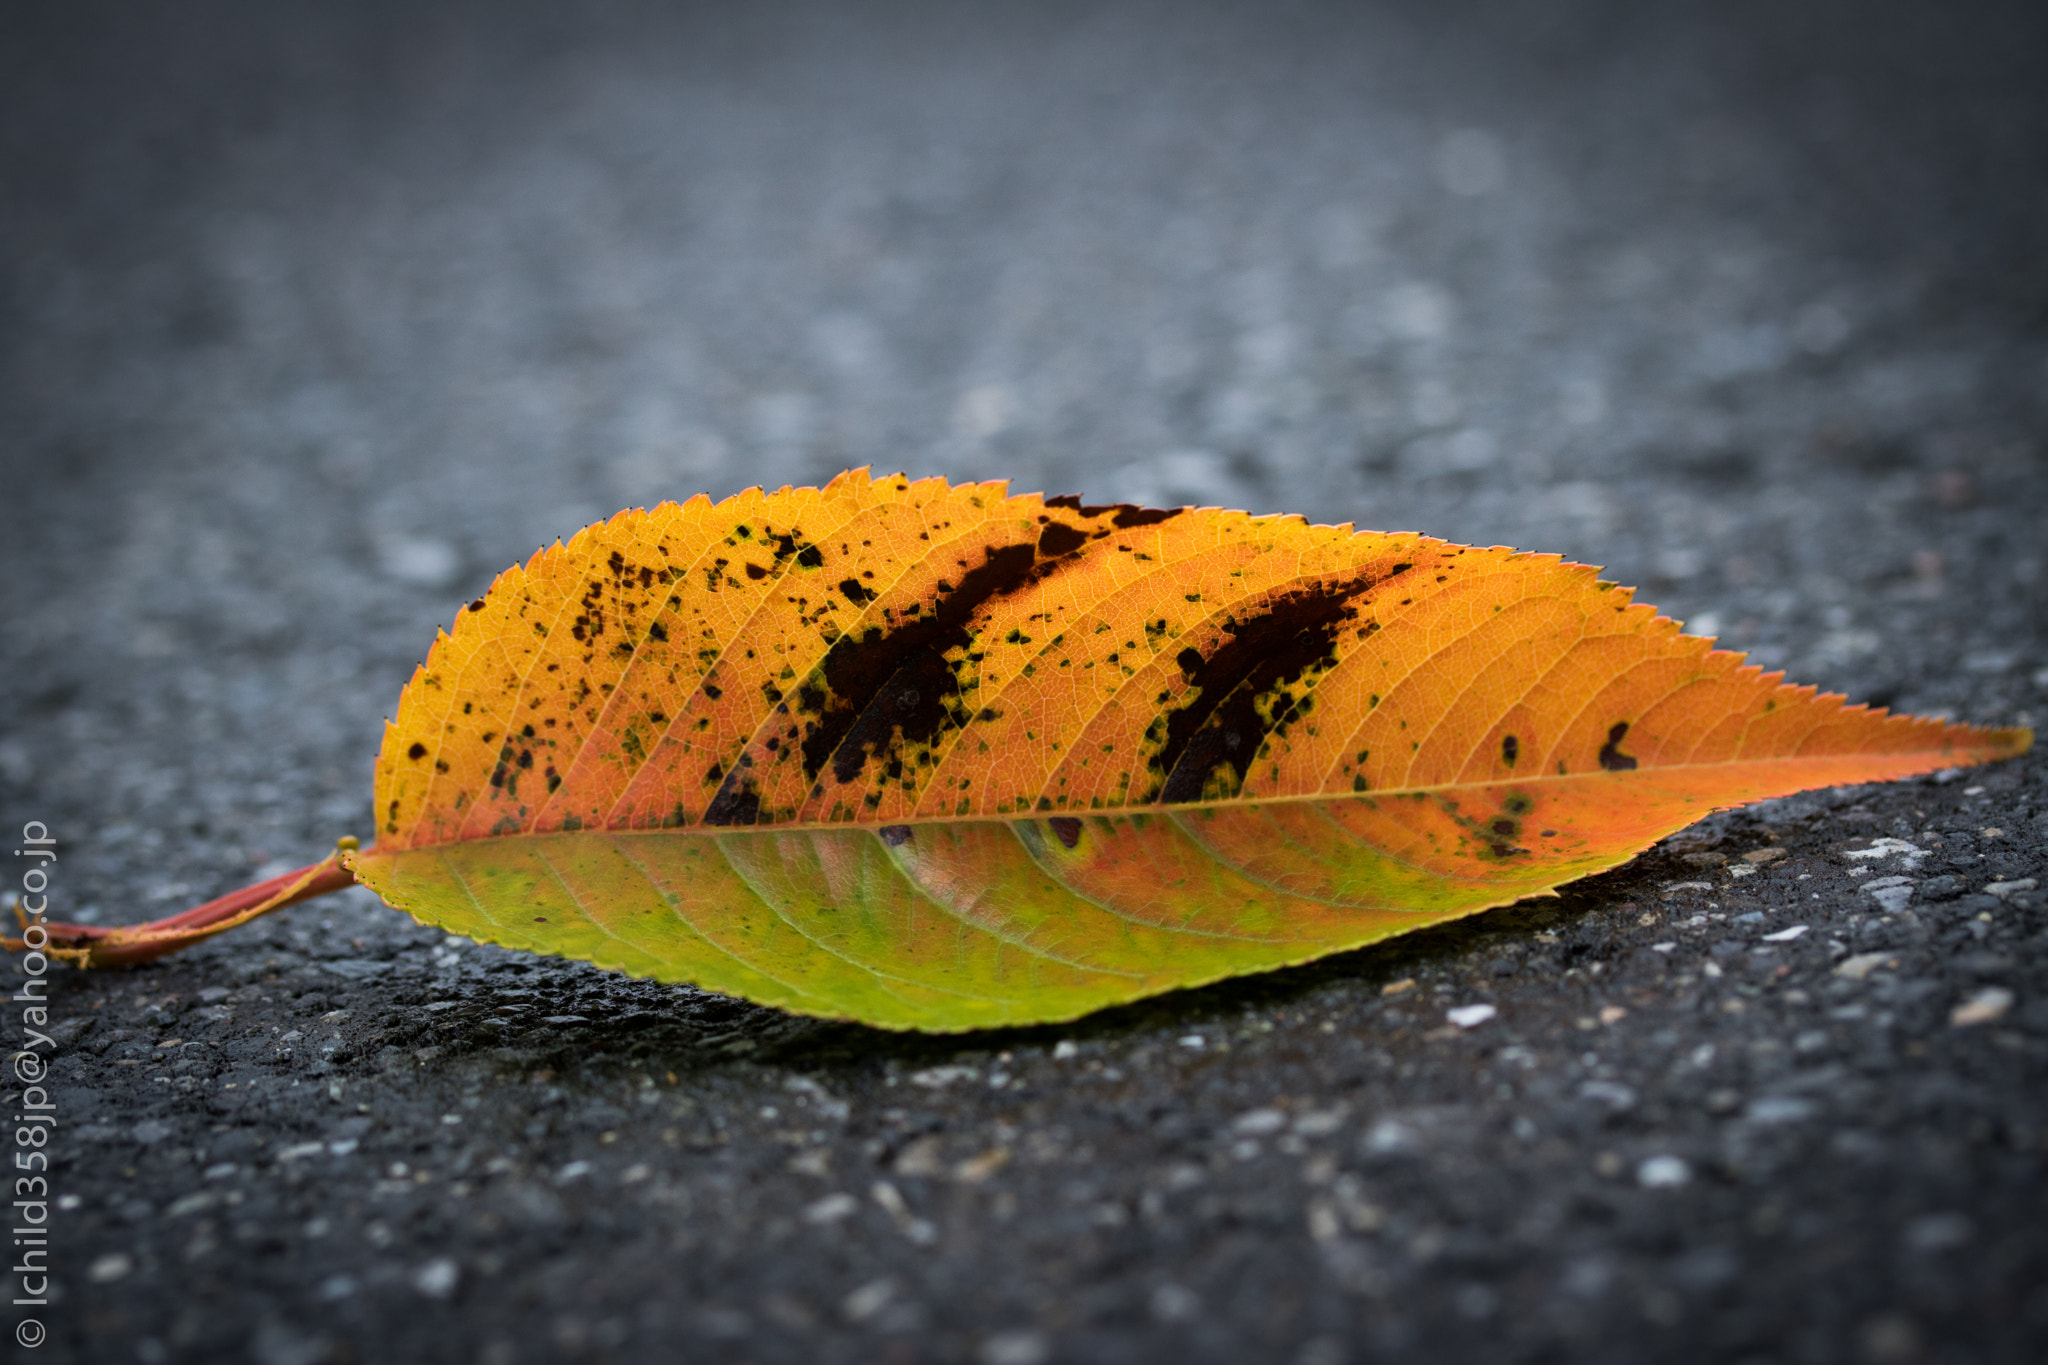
[366,742,2006,851]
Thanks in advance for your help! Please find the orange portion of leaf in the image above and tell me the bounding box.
[328,470,2033,1028]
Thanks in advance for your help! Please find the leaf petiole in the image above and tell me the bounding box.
[4,839,360,968]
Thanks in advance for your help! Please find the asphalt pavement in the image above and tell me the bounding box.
[3,3,2046,1362]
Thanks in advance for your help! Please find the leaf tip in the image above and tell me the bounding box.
[1983,725,2033,759]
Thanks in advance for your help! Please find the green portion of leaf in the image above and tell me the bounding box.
[347,814,1504,1031]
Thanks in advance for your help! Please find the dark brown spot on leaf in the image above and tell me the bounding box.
[1036,522,1091,558]
[801,540,1040,786]
[1042,496,1184,531]
[1155,572,1396,803]
[703,768,764,826]
[1598,722,1639,772]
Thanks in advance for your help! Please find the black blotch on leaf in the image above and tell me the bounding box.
[822,648,959,786]
[407,742,428,760]
[1042,496,1184,530]
[1501,733,1518,768]
[1037,522,1091,558]
[702,768,763,825]
[1048,816,1082,849]
[878,825,912,847]
[800,540,1040,786]
[1598,722,1639,772]
[1155,570,1403,803]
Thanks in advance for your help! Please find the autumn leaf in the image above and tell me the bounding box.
[14,470,2028,1030]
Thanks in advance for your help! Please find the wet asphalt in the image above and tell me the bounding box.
[2,3,2046,1362]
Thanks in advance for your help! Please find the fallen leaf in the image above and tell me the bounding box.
[14,471,2030,1030]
